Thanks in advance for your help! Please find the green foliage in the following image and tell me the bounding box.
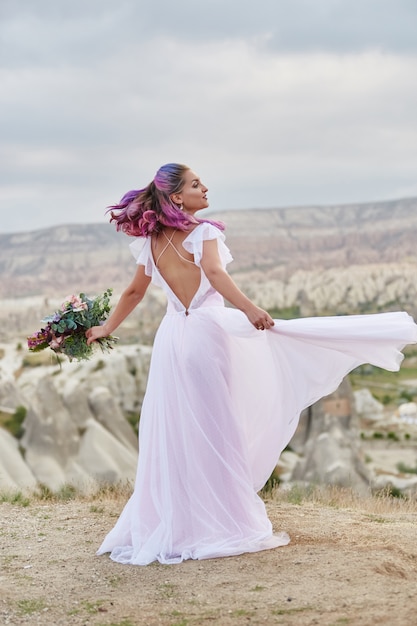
[397,462,417,475]
[35,484,55,500]
[232,609,254,618]
[376,484,405,499]
[34,483,77,501]
[56,484,77,501]
[381,394,393,405]
[126,411,140,435]
[349,357,417,407]
[387,431,399,442]
[399,390,414,402]
[90,505,105,513]
[260,467,281,496]
[93,359,105,372]
[61,332,92,361]
[17,599,47,614]
[81,600,105,614]
[2,405,27,438]
[284,483,315,505]
[267,305,301,320]
[0,491,30,507]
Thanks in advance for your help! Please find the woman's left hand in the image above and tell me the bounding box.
[86,325,109,345]
[244,305,275,331]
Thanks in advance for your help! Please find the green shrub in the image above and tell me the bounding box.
[260,468,281,496]
[126,411,140,435]
[93,359,105,372]
[399,390,414,402]
[372,432,384,439]
[3,405,27,438]
[381,394,393,405]
[397,462,417,475]
[0,491,30,507]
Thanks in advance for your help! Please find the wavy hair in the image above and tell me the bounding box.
[108,163,224,237]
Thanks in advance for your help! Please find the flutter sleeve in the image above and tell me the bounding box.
[182,223,233,268]
[129,237,153,276]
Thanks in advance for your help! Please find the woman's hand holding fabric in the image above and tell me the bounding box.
[244,305,275,331]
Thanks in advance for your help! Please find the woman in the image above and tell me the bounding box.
[86,163,417,565]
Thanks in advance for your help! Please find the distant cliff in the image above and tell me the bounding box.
[1,196,416,340]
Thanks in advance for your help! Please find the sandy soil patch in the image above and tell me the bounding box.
[1,490,416,626]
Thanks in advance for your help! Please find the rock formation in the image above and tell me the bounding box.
[290,378,372,495]
[1,343,415,497]
[0,345,151,492]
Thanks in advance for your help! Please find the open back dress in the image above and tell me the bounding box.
[97,223,417,565]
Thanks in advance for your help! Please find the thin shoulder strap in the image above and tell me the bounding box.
[155,231,196,267]
[154,230,176,267]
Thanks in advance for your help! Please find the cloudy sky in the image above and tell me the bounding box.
[1,0,417,232]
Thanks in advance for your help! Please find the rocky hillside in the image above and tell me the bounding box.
[1,196,417,296]
[0,223,132,299]
[1,196,417,341]
[219,196,417,272]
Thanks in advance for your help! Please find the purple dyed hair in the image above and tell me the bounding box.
[108,163,224,237]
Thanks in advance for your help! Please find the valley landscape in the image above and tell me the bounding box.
[1,196,417,491]
[1,197,417,626]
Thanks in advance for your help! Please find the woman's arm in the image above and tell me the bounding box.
[86,265,151,344]
[200,239,274,330]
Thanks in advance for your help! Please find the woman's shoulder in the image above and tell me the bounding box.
[129,236,151,263]
[182,222,232,266]
[184,221,225,243]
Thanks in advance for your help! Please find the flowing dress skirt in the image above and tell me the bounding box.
[97,306,417,564]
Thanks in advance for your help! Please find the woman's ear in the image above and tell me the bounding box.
[170,193,182,206]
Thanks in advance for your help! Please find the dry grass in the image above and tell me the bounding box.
[0,480,133,508]
[274,482,417,516]
[2,481,416,516]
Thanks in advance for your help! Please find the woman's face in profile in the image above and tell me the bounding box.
[175,169,209,215]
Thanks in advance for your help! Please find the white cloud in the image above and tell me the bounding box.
[0,2,416,232]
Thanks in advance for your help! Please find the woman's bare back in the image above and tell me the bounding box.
[151,228,201,310]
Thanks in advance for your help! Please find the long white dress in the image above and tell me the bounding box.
[97,223,417,565]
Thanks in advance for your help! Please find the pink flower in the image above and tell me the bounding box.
[61,295,88,312]
[27,329,49,348]
[50,335,65,350]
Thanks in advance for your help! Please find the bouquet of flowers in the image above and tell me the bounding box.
[27,288,118,362]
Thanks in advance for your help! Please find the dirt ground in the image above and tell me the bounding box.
[1,491,416,626]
